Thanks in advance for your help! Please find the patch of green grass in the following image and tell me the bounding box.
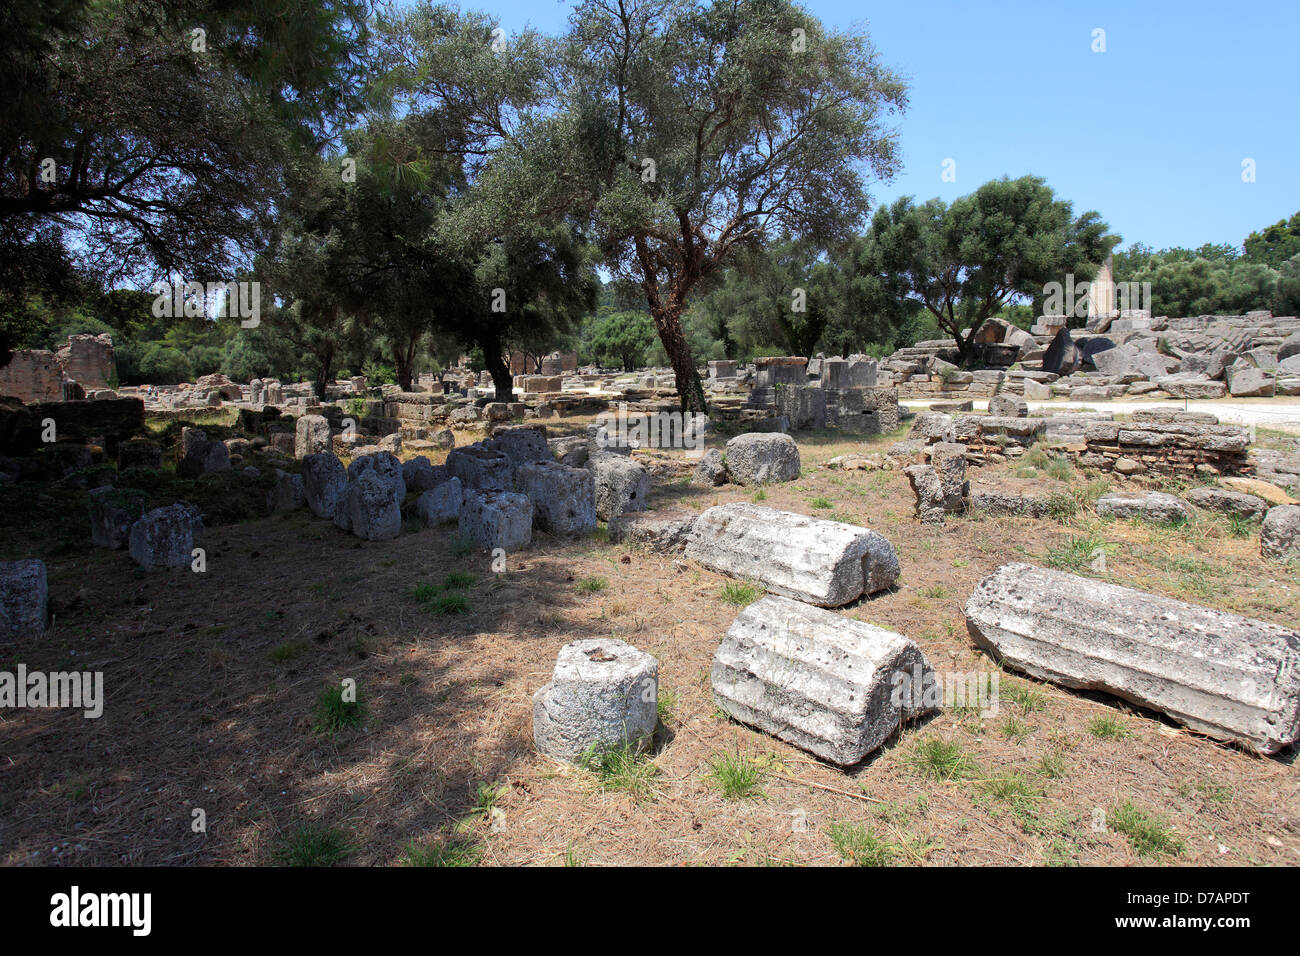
[575,576,609,594]
[408,580,473,615]
[719,580,762,607]
[1225,513,1258,538]
[269,640,309,664]
[402,838,482,867]
[1035,753,1069,779]
[441,571,478,589]
[450,534,477,558]
[827,821,898,866]
[1087,714,1135,740]
[313,683,366,735]
[808,496,834,510]
[272,823,353,867]
[656,688,678,726]
[471,782,508,819]
[1000,715,1034,742]
[580,742,659,802]
[706,749,767,800]
[751,488,767,502]
[1045,492,1080,521]
[1108,801,1184,858]
[908,737,977,781]
[1044,457,1074,482]
[1045,535,1108,571]
[1004,682,1046,714]
[918,584,949,600]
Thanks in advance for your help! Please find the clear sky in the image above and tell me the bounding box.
[411,0,1300,252]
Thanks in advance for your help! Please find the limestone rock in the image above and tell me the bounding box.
[416,475,463,526]
[128,503,202,570]
[722,433,801,485]
[1095,491,1192,523]
[965,563,1300,754]
[533,638,659,763]
[1261,504,1300,561]
[692,447,727,486]
[988,394,1028,418]
[265,469,306,513]
[712,595,937,766]
[607,507,696,553]
[458,489,532,551]
[591,454,651,521]
[301,452,348,520]
[294,415,332,458]
[446,444,512,491]
[516,461,596,535]
[685,503,900,607]
[1184,487,1266,519]
[0,559,47,642]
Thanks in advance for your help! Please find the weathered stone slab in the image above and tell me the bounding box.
[712,595,937,765]
[516,460,596,535]
[723,433,801,485]
[445,444,512,491]
[342,469,402,540]
[301,452,348,520]
[591,454,650,521]
[177,427,230,478]
[486,424,551,467]
[1261,505,1300,561]
[533,638,659,763]
[692,448,726,486]
[128,503,202,570]
[416,475,462,525]
[965,563,1300,754]
[685,503,900,607]
[458,489,532,551]
[988,394,1028,417]
[294,414,332,458]
[1096,491,1192,523]
[1184,487,1266,519]
[0,559,47,642]
[607,507,697,552]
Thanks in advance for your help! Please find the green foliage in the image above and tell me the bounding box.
[313,683,366,735]
[856,176,1113,359]
[828,822,898,866]
[706,749,767,800]
[583,308,656,371]
[273,823,354,867]
[1108,801,1184,858]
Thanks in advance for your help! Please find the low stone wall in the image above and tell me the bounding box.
[1073,420,1251,477]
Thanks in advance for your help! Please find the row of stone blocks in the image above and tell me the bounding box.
[296,425,654,550]
[534,498,1300,767]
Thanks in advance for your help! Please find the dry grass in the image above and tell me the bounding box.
[1,413,1298,867]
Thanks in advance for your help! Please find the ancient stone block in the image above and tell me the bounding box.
[515,460,596,535]
[712,595,937,765]
[533,638,659,763]
[685,503,900,607]
[88,487,148,549]
[607,507,697,553]
[128,503,202,570]
[458,489,532,551]
[723,433,801,485]
[0,559,47,641]
[591,454,651,521]
[965,563,1300,754]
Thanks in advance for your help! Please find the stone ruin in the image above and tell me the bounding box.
[0,333,117,404]
[876,309,1300,403]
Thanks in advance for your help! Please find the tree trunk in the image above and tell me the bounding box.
[651,304,707,414]
[482,347,513,402]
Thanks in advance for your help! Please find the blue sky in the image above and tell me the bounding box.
[413,0,1300,252]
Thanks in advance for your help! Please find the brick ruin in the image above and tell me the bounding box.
[1071,409,1252,478]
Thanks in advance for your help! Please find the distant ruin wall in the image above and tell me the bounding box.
[0,350,61,403]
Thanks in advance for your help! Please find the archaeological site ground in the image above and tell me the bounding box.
[0,1,1297,915]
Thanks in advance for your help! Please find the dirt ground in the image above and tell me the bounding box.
[1,413,1298,867]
